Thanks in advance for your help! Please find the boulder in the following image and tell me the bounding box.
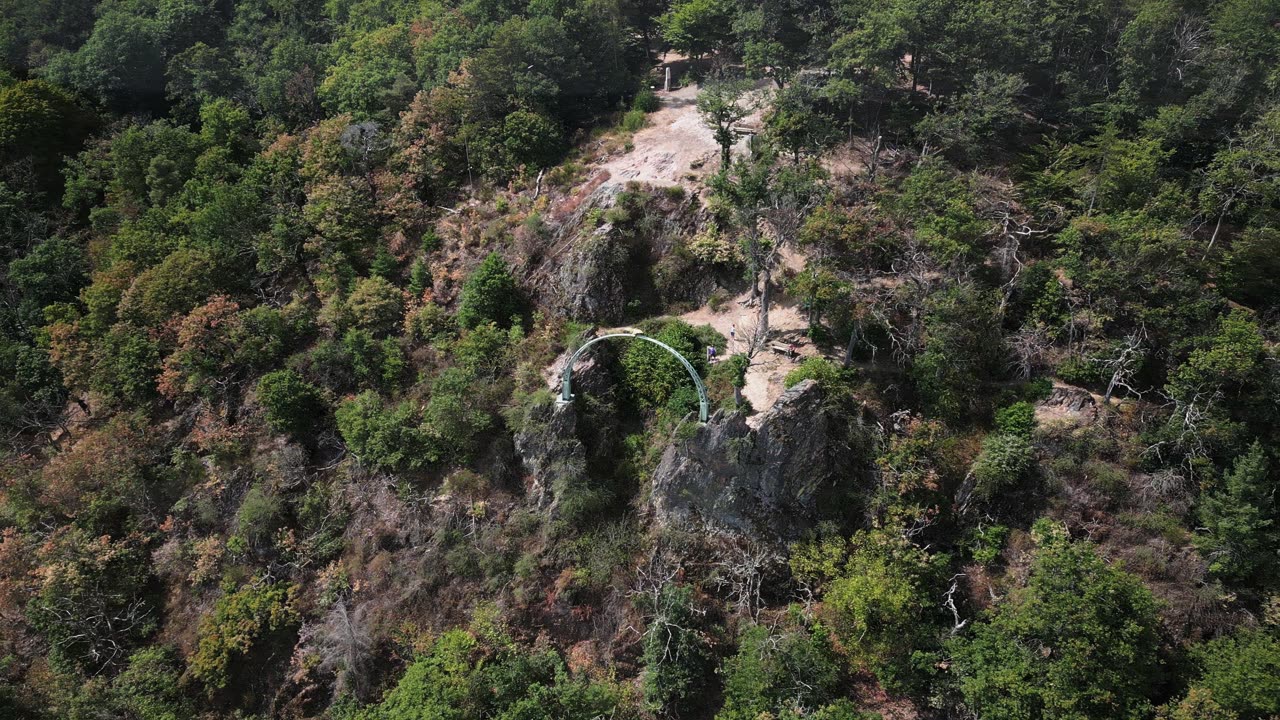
[651,380,875,543]
[1035,383,1099,427]
[555,223,631,324]
[513,398,587,512]
[516,341,618,512]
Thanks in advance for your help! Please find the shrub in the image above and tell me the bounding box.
[405,302,456,344]
[362,625,625,719]
[256,369,325,435]
[621,109,647,132]
[784,357,855,392]
[235,484,282,549]
[970,433,1036,502]
[632,87,660,113]
[190,581,299,689]
[994,401,1037,437]
[457,253,521,329]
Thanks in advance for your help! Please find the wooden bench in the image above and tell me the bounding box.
[769,343,799,360]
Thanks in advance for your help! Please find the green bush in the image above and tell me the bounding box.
[632,87,660,113]
[256,369,325,435]
[360,625,625,720]
[994,401,1037,437]
[235,484,282,549]
[621,109,647,132]
[784,357,856,391]
[457,253,521,329]
[970,433,1036,502]
[190,581,299,689]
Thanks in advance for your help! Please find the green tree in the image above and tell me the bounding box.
[111,646,192,720]
[319,24,416,118]
[949,524,1162,720]
[257,369,325,435]
[697,79,755,170]
[346,275,405,337]
[660,0,733,59]
[456,253,520,329]
[916,71,1027,160]
[1196,442,1278,588]
[0,79,95,194]
[791,527,942,691]
[640,584,712,717]
[766,83,836,162]
[1186,626,1280,720]
[335,391,429,470]
[7,236,88,323]
[718,621,849,720]
[619,320,713,412]
[43,7,167,110]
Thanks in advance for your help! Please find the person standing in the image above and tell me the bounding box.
[729,323,736,348]
[707,345,717,363]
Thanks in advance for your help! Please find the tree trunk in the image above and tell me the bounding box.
[843,324,860,368]
[869,134,882,181]
[755,266,772,349]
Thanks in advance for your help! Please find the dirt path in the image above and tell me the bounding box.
[598,81,769,190]
[680,289,821,424]
[589,77,839,420]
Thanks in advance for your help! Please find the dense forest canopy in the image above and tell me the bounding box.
[2,0,1280,718]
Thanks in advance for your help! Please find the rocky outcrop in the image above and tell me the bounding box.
[556,223,632,324]
[1035,383,1099,427]
[513,398,587,512]
[515,341,618,512]
[650,380,875,543]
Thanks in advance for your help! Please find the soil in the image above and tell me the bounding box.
[589,80,853,421]
[597,81,771,191]
[679,290,819,424]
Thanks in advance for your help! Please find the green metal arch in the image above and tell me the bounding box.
[559,332,710,422]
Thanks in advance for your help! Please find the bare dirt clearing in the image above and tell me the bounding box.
[679,290,818,424]
[597,82,769,190]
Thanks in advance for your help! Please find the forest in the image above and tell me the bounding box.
[2,0,1280,718]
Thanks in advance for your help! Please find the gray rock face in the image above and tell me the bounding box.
[556,223,631,324]
[513,398,586,512]
[1035,383,1099,427]
[651,380,874,542]
[514,342,616,513]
